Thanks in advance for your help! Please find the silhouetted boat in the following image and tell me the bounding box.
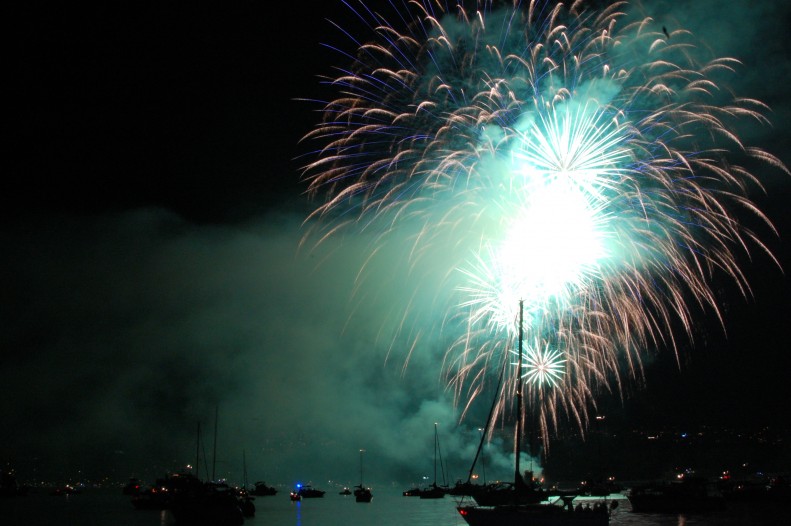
[296,484,325,498]
[355,485,373,502]
[457,301,614,526]
[354,449,373,502]
[165,416,248,524]
[628,475,726,513]
[167,475,244,526]
[419,423,449,499]
[402,487,421,496]
[339,487,352,495]
[471,476,549,506]
[419,483,446,499]
[459,498,613,526]
[447,479,486,496]
[251,481,277,496]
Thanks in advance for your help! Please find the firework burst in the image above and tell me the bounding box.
[301,0,787,443]
[515,343,566,388]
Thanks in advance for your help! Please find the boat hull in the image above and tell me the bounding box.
[355,492,373,502]
[418,486,446,499]
[472,486,547,506]
[458,504,609,526]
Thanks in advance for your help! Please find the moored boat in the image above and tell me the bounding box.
[251,481,277,496]
[419,423,449,499]
[458,498,612,526]
[354,449,373,502]
[166,474,244,526]
[418,482,446,499]
[471,475,549,505]
[354,485,373,502]
[447,479,486,497]
[296,484,325,498]
[457,301,615,526]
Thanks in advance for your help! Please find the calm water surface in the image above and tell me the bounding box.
[0,488,782,526]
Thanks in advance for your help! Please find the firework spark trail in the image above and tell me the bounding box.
[300,0,787,443]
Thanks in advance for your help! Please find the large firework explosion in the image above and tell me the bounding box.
[300,0,787,446]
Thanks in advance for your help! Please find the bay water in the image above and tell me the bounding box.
[0,487,783,525]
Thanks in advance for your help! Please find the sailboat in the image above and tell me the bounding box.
[457,300,614,526]
[354,449,373,502]
[419,423,448,499]
[167,416,246,526]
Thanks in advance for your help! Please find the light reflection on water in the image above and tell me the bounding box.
[0,488,782,526]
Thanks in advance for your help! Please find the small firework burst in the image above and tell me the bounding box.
[513,343,566,389]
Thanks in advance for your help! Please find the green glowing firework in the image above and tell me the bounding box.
[301,0,788,442]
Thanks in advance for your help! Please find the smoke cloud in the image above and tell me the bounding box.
[0,207,526,488]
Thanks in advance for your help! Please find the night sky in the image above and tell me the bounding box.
[4,1,790,487]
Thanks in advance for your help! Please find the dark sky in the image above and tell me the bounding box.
[4,1,790,487]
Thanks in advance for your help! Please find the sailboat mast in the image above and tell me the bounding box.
[212,405,218,482]
[481,429,486,485]
[196,421,201,480]
[359,449,364,486]
[465,357,508,485]
[433,423,438,486]
[437,424,447,486]
[514,299,524,486]
[243,450,249,490]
